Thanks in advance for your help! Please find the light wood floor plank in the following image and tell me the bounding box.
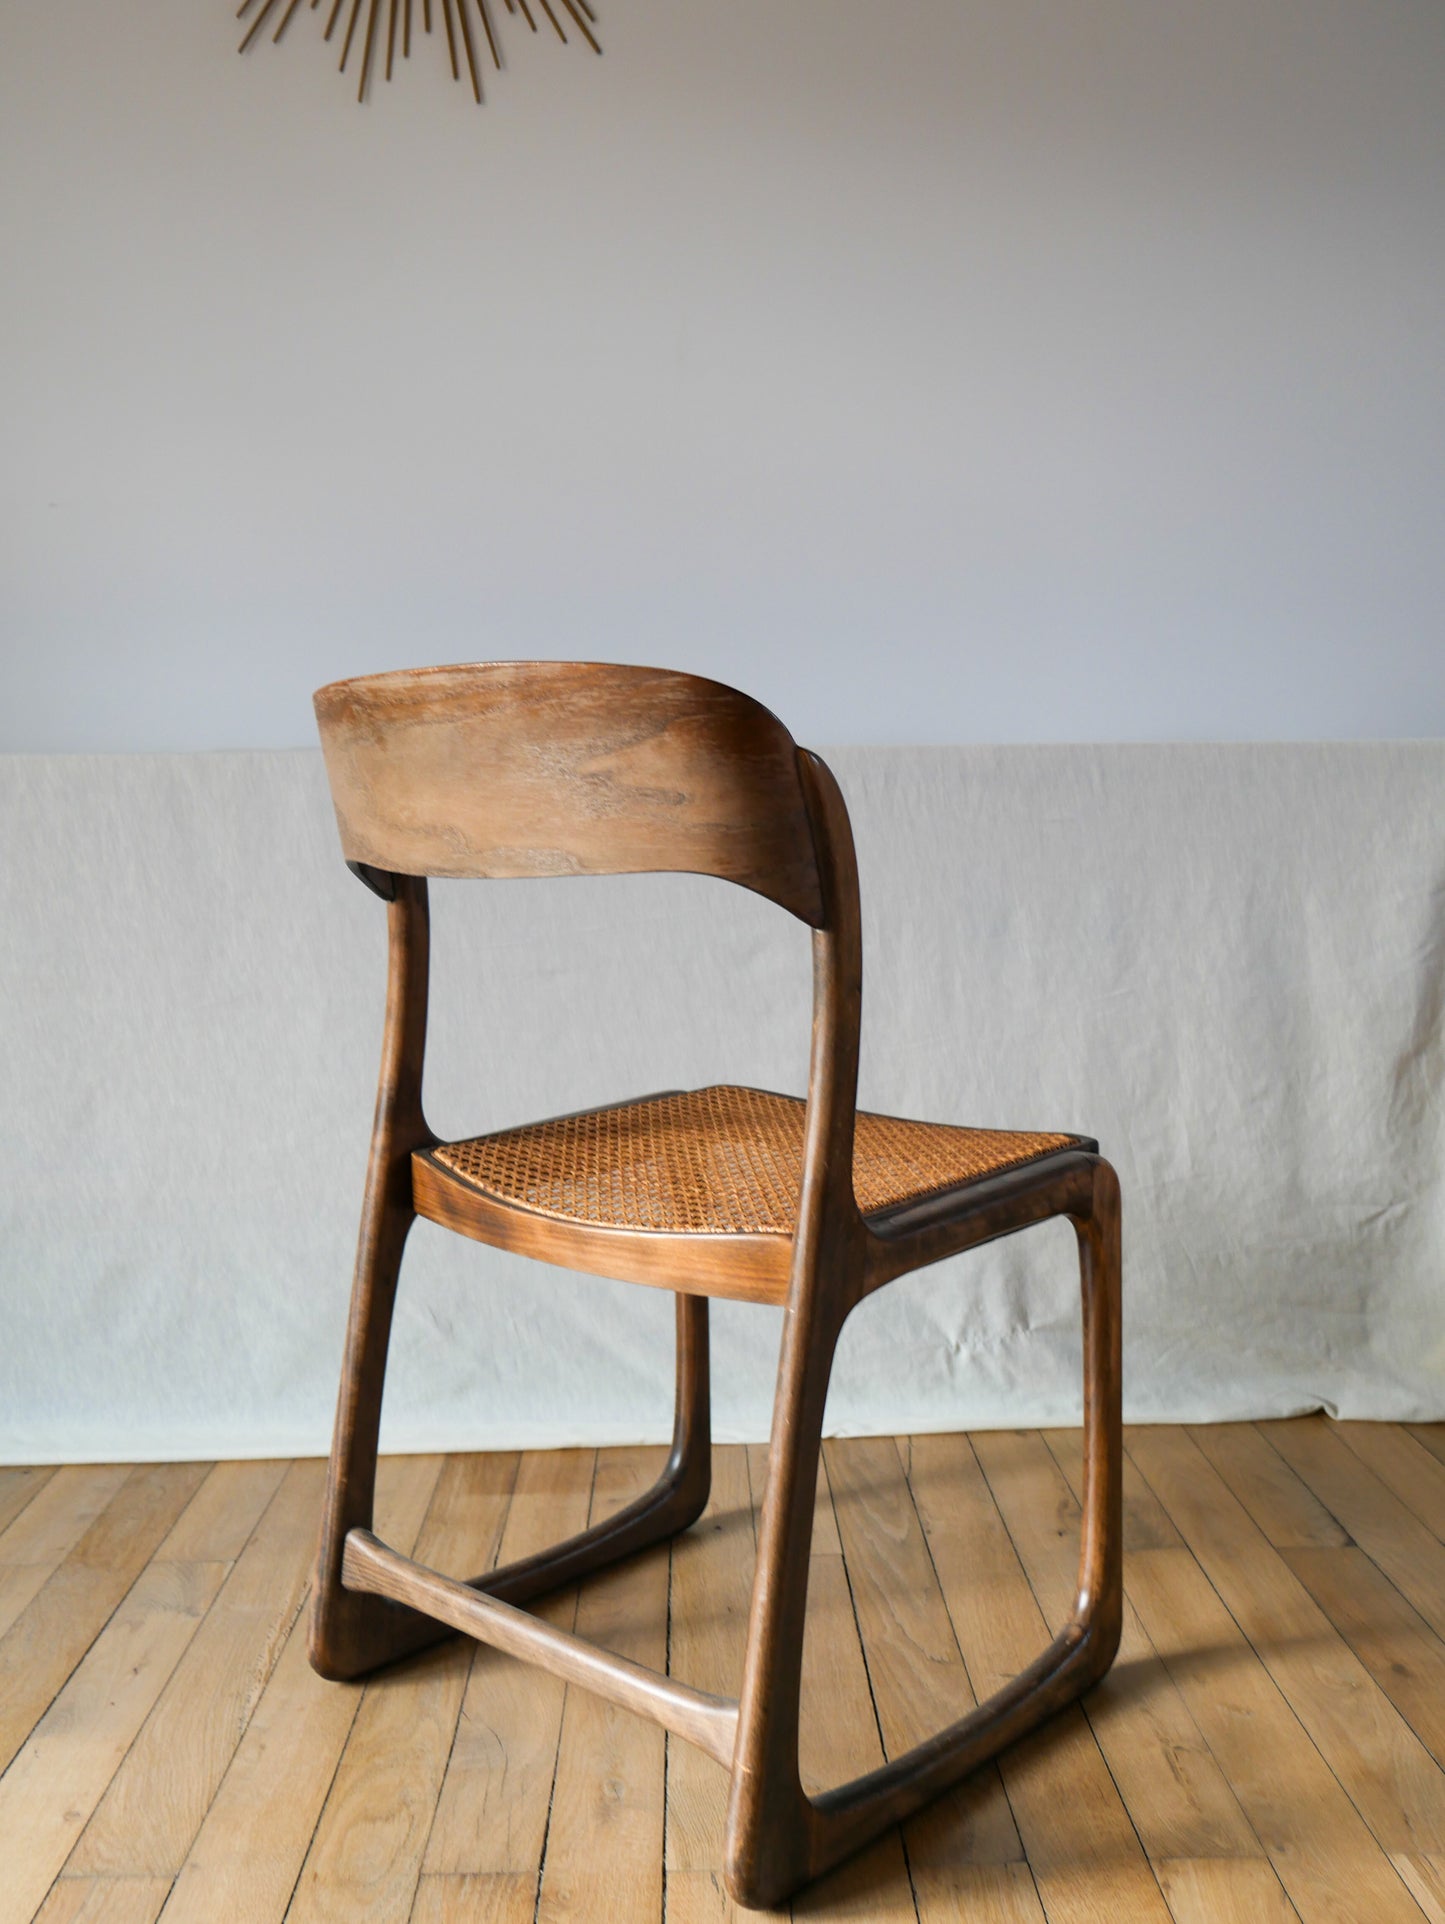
[1186,1423,1351,1549]
[536,1448,672,1924]
[1407,1427,1445,1472]
[1040,1427,1183,1551]
[983,1428,1268,1868]
[664,1446,757,1882]
[0,1465,56,1539]
[906,1865,1049,1924]
[909,1432,1172,1924]
[0,1557,226,1924]
[1126,1544,1427,1924]
[1332,1423,1445,1544]
[424,1448,596,1879]
[10,1425,1445,1924]
[1259,1419,1445,1649]
[1285,1546,1445,1769]
[0,1462,209,1775]
[286,1453,517,1924]
[1153,1857,1301,1923]
[1394,1853,1445,1923]
[822,1433,1032,1916]
[664,1449,781,1924]
[71,1457,326,1876]
[790,1453,915,1924]
[153,1459,289,1563]
[0,1465,124,1568]
[157,1452,444,1924]
[411,1873,540,1923]
[34,1878,172,1924]
[0,1465,130,1643]
[1128,1424,1445,1857]
[665,1870,790,1924]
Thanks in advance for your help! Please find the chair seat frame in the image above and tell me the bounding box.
[309,701,1122,1908]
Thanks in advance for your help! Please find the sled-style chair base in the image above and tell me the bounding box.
[308,661,1123,1909]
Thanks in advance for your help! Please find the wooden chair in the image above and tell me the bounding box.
[309,660,1122,1907]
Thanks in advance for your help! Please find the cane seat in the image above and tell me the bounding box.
[422,1084,1084,1238]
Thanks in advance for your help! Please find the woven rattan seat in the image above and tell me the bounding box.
[425,1085,1080,1237]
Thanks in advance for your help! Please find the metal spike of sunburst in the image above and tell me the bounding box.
[235,0,599,105]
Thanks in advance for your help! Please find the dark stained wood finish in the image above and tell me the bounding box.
[309,660,1124,1906]
[341,1527,739,1765]
[309,873,441,1681]
[313,660,825,924]
[411,1149,794,1303]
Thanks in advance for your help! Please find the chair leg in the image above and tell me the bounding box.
[311,1247,714,1678]
[481,1291,711,1606]
[309,1180,446,1680]
[723,1158,1123,1909]
[724,1262,849,1905]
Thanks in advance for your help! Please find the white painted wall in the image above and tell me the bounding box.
[3,0,1443,750]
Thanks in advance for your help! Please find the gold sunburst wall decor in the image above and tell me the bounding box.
[236,0,600,106]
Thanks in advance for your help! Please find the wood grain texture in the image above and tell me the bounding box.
[0,1462,208,1775]
[0,1465,128,1566]
[1126,1544,1428,1924]
[1285,1545,1445,1770]
[34,1880,172,1924]
[158,1453,444,1924]
[1128,1424,1445,1858]
[10,1429,1445,1922]
[0,1464,129,1643]
[152,1460,289,1563]
[664,1447,758,1880]
[342,1527,738,1764]
[1260,1418,1445,1647]
[1409,1425,1445,1472]
[0,1558,226,1924]
[1186,1421,1350,1549]
[412,1875,539,1923]
[72,1458,325,1876]
[910,1432,1171,1924]
[1332,1420,1445,1544]
[290,1454,518,1923]
[0,1465,56,1538]
[535,1449,671,1924]
[309,874,443,1684]
[979,1428,1266,1870]
[822,1437,1038,1924]
[424,1449,595,1879]
[1394,1853,1445,1924]
[1154,1857,1300,1924]
[745,1445,841,1561]
[1043,1424,1182,1552]
[313,661,825,924]
[789,1470,915,1924]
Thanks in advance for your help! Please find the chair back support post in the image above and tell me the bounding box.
[309,871,439,1677]
[1069,1158,1124,1643]
[724,750,866,1896]
[794,749,865,1286]
[371,873,434,1160]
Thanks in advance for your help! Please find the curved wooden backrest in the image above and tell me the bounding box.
[313,661,827,926]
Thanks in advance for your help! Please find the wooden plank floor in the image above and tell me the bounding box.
[3,1420,1445,1923]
